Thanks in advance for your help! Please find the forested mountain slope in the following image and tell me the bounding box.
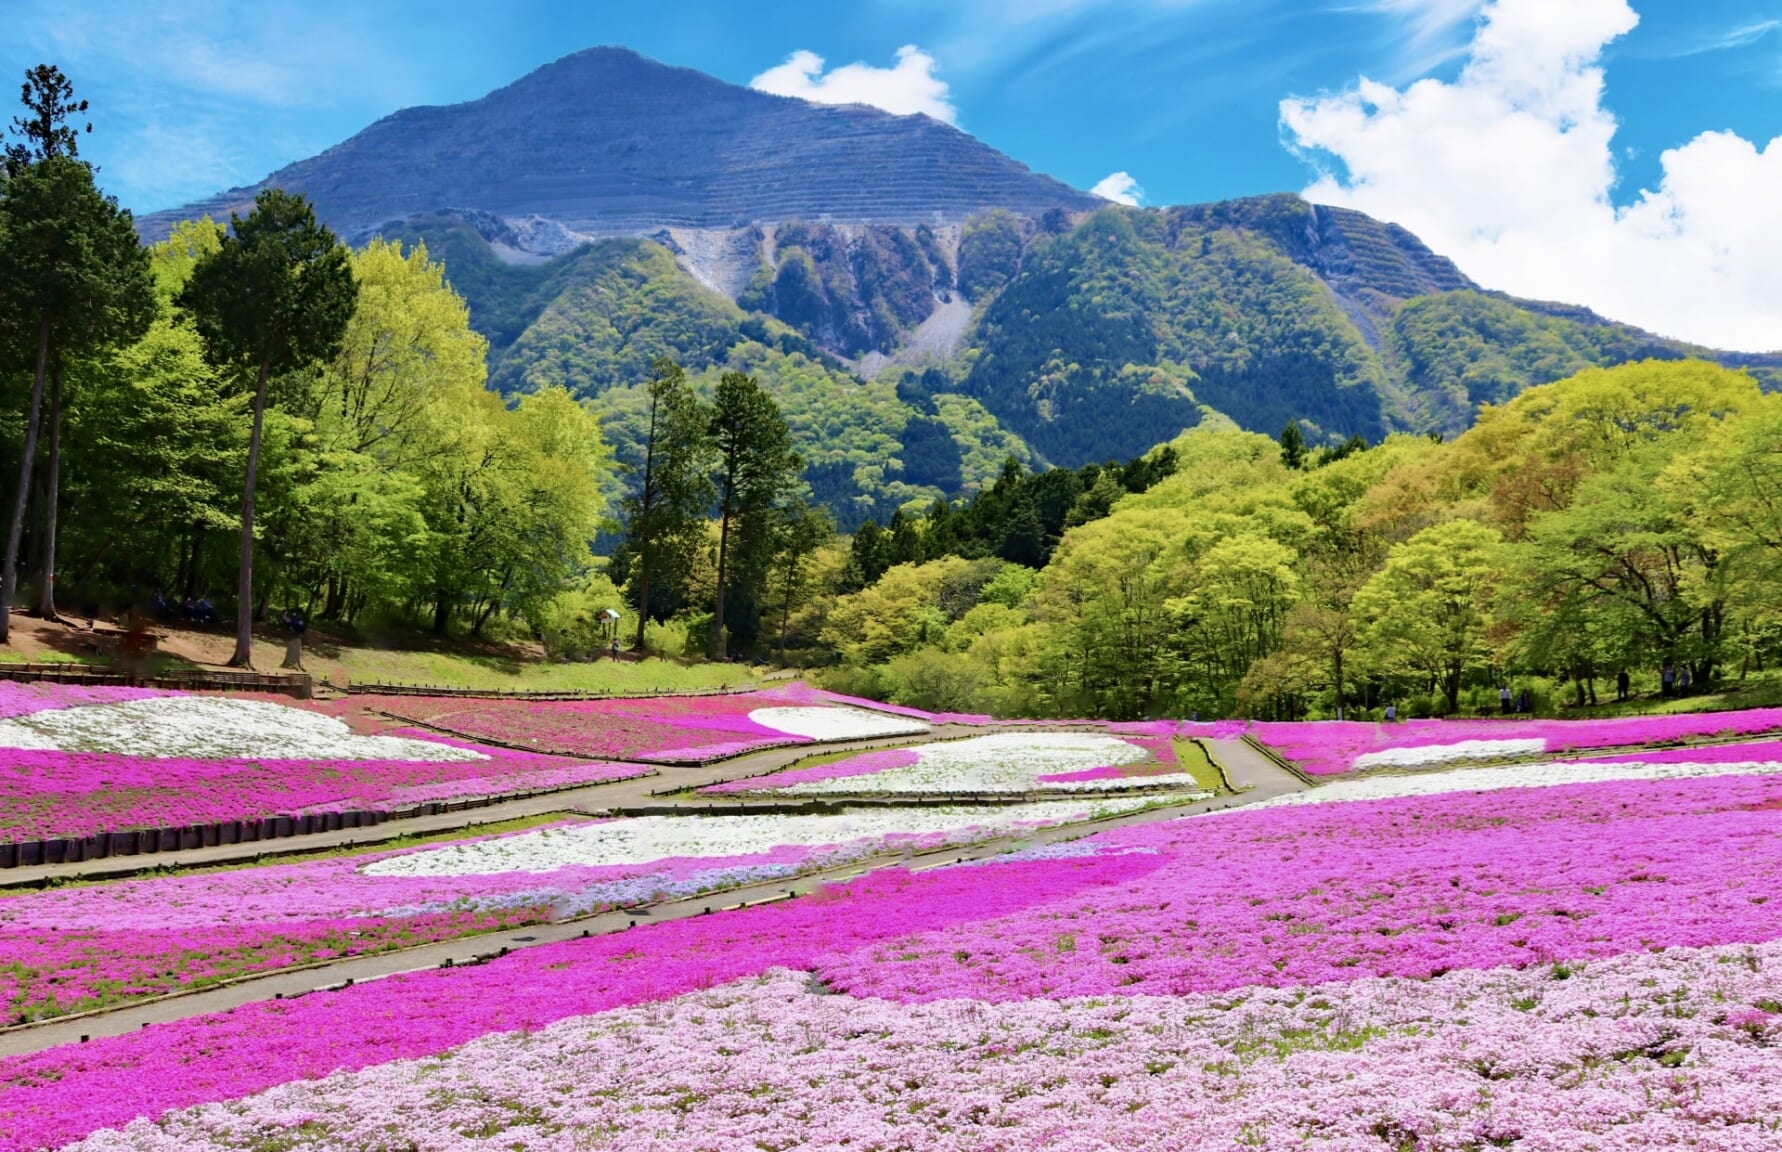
[135,49,1780,511]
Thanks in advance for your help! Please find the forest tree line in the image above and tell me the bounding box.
[801,360,1782,719]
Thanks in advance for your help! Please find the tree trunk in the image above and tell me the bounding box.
[433,591,452,636]
[1332,649,1345,721]
[229,359,271,667]
[633,564,651,652]
[711,508,732,660]
[0,318,51,645]
[35,361,64,621]
[779,560,794,660]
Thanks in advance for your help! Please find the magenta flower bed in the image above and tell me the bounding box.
[0,829,874,1021]
[1246,707,1782,775]
[0,855,1154,1149]
[362,689,830,762]
[12,768,1782,1147]
[701,748,921,793]
[0,736,647,841]
[0,682,166,719]
[1577,737,1782,767]
[822,771,1782,1001]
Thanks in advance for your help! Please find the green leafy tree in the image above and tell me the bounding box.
[707,371,798,658]
[0,145,152,638]
[1352,519,1503,712]
[177,189,357,664]
[768,500,832,658]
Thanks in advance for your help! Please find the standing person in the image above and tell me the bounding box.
[1661,664,1676,698]
[1678,666,1692,695]
[1384,702,1397,722]
[1499,685,1512,715]
[1617,669,1630,701]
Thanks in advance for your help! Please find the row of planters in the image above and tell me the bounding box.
[0,794,527,870]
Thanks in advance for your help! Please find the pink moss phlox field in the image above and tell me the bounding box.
[819,772,1782,1003]
[72,948,1782,1151]
[0,809,1081,1020]
[700,749,921,793]
[0,856,1162,1150]
[0,738,646,840]
[1575,737,1782,767]
[1246,706,1782,775]
[0,682,167,720]
[362,687,836,761]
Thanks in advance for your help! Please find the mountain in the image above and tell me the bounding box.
[137,50,1782,526]
[138,47,1095,243]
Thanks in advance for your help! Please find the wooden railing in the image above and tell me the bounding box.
[0,662,311,698]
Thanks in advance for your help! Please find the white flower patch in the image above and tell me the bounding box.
[362,797,1162,878]
[1351,738,1547,770]
[0,697,488,762]
[747,706,928,741]
[782,733,1159,796]
[1238,757,1782,811]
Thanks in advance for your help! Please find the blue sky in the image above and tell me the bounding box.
[5,0,1779,349]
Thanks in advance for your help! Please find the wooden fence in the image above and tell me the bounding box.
[0,663,311,698]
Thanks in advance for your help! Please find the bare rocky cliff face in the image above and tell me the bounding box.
[137,46,1096,246]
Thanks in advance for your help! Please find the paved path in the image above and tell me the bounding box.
[1203,737,1313,797]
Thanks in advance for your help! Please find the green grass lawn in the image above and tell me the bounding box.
[1173,739,1227,793]
[317,645,758,694]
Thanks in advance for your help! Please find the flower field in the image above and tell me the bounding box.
[0,799,1146,1022]
[8,735,1782,1149]
[362,687,929,763]
[1247,706,1782,775]
[0,686,649,843]
[703,731,1208,796]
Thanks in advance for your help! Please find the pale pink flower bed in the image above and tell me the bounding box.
[10,766,1782,1149]
[1247,707,1782,775]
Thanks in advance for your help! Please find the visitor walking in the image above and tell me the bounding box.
[1661,664,1676,698]
[1617,669,1630,701]
[1678,666,1692,695]
[1384,703,1397,722]
[1499,685,1512,715]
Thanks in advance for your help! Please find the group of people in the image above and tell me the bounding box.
[1497,686,1535,715]
[1659,663,1695,698]
[152,592,217,624]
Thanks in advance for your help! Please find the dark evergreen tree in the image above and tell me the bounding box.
[707,371,799,658]
[1279,420,1308,470]
[616,357,713,650]
[0,136,152,639]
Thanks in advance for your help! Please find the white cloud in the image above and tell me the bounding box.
[750,45,958,124]
[1280,0,1782,352]
[1090,170,1145,205]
